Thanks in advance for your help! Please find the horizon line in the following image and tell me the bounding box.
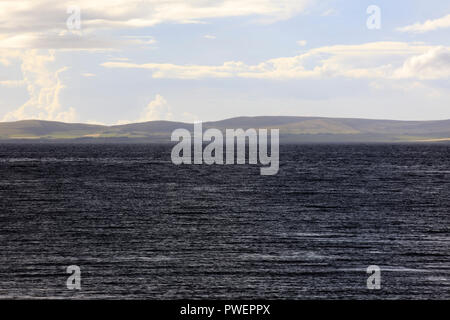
[1,115,450,127]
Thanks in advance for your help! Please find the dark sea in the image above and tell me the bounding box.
[0,144,449,299]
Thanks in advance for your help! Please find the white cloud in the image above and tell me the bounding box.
[204,35,216,40]
[0,0,313,49]
[297,40,307,46]
[0,49,22,66]
[140,94,172,122]
[1,50,77,122]
[393,47,450,80]
[101,60,244,79]
[0,32,156,50]
[114,94,200,124]
[122,36,157,46]
[116,94,172,124]
[101,42,450,80]
[81,73,96,77]
[398,14,450,33]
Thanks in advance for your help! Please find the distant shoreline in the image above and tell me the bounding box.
[1,116,450,143]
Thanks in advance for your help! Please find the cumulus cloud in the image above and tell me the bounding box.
[140,94,172,122]
[114,94,200,124]
[393,47,450,80]
[116,94,172,125]
[1,50,77,122]
[398,14,450,33]
[101,41,450,80]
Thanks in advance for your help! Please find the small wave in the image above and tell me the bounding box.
[240,251,327,261]
[339,266,431,273]
[426,276,448,282]
[115,255,175,262]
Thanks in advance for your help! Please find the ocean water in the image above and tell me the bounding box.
[0,143,449,299]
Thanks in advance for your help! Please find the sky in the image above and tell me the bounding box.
[0,0,449,124]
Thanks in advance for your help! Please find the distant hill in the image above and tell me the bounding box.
[0,117,450,143]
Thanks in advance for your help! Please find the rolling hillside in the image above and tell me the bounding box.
[0,117,449,143]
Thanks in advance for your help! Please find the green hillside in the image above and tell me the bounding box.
[0,117,449,143]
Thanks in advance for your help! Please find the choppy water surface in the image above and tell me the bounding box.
[0,144,449,299]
